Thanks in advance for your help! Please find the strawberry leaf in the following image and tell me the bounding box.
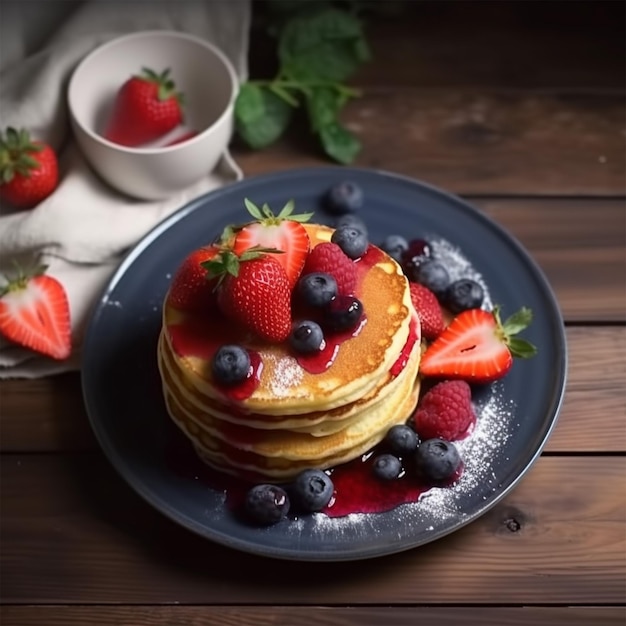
[502,307,533,335]
[508,337,538,359]
[243,198,265,220]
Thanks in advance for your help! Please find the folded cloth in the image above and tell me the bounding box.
[0,0,251,378]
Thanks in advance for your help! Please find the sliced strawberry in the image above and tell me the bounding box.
[419,306,537,383]
[167,245,220,312]
[232,198,312,288]
[0,265,71,360]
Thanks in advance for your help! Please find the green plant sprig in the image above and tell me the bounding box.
[234,4,371,165]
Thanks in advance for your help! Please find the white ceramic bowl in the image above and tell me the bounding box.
[68,31,239,200]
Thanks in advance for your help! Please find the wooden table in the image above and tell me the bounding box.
[1,2,625,624]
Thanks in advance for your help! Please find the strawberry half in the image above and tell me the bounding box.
[167,245,220,312]
[204,248,292,343]
[0,265,71,360]
[232,198,312,288]
[419,306,537,383]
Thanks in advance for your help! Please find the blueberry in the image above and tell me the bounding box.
[444,278,485,314]
[211,345,250,385]
[291,469,334,512]
[325,181,363,214]
[335,213,368,237]
[372,454,403,481]
[411,260,450,296]
[400,238,432,276]
[289,320,325,354]
[414,438,461,485]
[244,484,290,525]
[331,226,369,259]
[296,272,338,307]
[324,295,363,332]
[385,424,419,456]
[379,234,409,262]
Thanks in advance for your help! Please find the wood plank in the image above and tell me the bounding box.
[1,455,624,604]
[2,606,625,626]
[0,327,624,453]
[231,90,626,196]
[476,199,626,322]
[250,1,626,90]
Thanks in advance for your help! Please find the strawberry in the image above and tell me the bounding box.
[409,282,444,341]
[0,127,58,209]
[167,245,220,312]
[232,199,312,288]
[104,67,184,147]
[413,380,475,441]
[0,265,71,360]
[302,242,357,296]
[419,306,537,383]
[205,249,292,342]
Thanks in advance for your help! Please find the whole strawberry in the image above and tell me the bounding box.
[409,282,444,341]
[302,242,357,296]
[414,380,475,441]
[104,67,184,146]
[0,127,58,209]
[0,264,71,360]
[167,245,220,312]
[206,249,292,343]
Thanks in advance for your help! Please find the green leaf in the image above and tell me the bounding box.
[278,199,295,218]
[305,86,344,132]
[235,84,293,149]
[269,83,301,107]
[318,122,361,164]
[508,337,538,359]
[278,8,369,83]
[244,198,264,220]
[503,307,533,335]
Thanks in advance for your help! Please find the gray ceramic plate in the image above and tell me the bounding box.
[81,166,567,561]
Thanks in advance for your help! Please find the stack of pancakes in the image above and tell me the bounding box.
[157,224,422,482]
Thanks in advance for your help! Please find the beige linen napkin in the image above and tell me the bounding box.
[0,0,251,378]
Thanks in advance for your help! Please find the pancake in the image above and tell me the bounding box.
[157,221,422,481]
[160,347,422,481]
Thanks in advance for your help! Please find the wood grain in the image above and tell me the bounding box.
[231,91,626,196]
[1,327,623,453]
[2,606,625,626]
[1,455,624,605]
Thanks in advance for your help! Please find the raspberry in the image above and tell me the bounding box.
[302,242,357,295]
[413,380,475,441]
[409,282,444,340]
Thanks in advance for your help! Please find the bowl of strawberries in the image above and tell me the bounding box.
[68,30,239,200]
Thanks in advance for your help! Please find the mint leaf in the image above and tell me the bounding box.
[278,8,369,83]
[306,86,344,132]
[235,83,293,149]
[319,122,361,164]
